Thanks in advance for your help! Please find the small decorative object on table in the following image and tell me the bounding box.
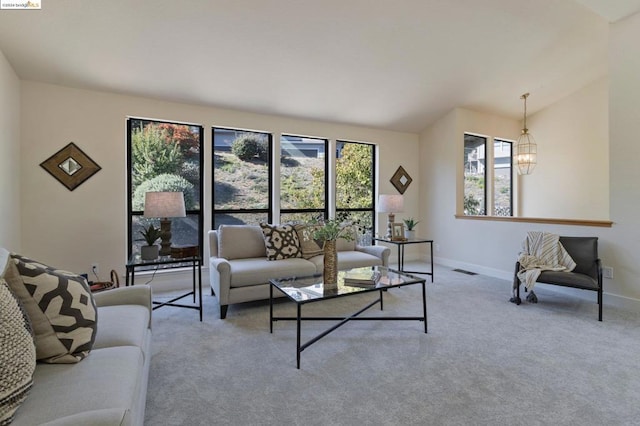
[391,223,405,241]
[140,224,161,260]
[311,219,354,286]
[403,217,419,240]
[171,245,199,259]
[343,269,381,287]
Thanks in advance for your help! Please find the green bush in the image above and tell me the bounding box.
[132,125,184,186]
[231,134,267,161]
[133,174,196,211]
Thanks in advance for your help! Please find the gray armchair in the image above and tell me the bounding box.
[512,236,603,321]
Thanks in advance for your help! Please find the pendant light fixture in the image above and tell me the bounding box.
[515,92,537,175]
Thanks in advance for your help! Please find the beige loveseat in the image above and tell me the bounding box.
[208,224,390,319]
[1,249,152,426]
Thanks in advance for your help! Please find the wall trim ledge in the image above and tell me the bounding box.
[455,215,613,228]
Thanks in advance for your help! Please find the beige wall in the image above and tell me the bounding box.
[19,81,419,278]
[523,78,609,219]
[0,50,21,251]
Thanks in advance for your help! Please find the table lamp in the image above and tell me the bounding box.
[378,194,404,239]
[144,191,186,256]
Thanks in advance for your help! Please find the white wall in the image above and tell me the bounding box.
[523,78,609,219]
[0,49,21,251]
[19,81,419,280]
[608,11,640,303]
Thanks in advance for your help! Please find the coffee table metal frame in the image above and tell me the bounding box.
[269,266,427,369]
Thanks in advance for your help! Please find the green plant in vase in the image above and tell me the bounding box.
[403,217,420,239]
[139,224,162,260]
[311,219,354,286]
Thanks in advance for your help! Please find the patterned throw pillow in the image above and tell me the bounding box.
[0,278,36,425]
[260,223,302,261]
[3,254,97,364]
[293,224,325,259]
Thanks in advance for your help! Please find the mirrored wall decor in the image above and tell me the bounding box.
[390,165,412,194]
[40,142,101,191]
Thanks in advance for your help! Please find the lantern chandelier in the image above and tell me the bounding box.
[515,92,537,175]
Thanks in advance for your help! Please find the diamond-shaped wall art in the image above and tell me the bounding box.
[40,142,101,191]
[390,165,412,194]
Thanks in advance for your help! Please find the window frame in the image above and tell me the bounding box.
[126,117,204,261]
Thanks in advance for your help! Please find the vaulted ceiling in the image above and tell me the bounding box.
[1,0,639,132]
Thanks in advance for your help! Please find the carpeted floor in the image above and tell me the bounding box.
[145,264,640,426]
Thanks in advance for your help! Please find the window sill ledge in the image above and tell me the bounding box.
[455,215,613,228]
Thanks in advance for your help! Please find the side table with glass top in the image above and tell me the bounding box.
[125,255,202,321]
[373,237,434,282]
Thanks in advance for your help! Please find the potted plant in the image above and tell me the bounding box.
[311,219,355,285]
[140,224,162,260]
[403,217,420,240]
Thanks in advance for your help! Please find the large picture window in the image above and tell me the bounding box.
[279,134,328,224]
[463,133,513,216]
[212,127,272,228]
[336,141,376,244]
[493,139,513,216]
[127,118,203,259]
[464,134,487,215]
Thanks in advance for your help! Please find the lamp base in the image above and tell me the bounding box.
[384,213,395,239]
[159,218,173,256]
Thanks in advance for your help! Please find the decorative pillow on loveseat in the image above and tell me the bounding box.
[3,254,98,364]
[293,224,324,259]
[260,223,303,260]
[0,278,36,425]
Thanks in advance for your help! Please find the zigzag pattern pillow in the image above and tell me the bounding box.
[260,223,302,260]
[4,254,97,364]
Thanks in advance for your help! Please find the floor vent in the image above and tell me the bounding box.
[453,268,478,275]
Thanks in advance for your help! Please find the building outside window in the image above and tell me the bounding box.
[127,118,203,259]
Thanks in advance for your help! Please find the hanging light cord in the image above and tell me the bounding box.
[521,92,529,132]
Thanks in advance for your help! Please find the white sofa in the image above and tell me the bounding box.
[11,285,152,426]
[208,224,390,318]
[11,286,151,426]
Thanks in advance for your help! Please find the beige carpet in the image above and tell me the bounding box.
[145,264,640,425]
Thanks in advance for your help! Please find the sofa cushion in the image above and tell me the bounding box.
[229,257,316,288]
[260,223,302,260]
[3,254,97,364]
[12,346,142,426]
[92,305,151,357]
[336,226,357,252]
[0,279,36,426]
[218,225,266,260]
[293,224,325,259]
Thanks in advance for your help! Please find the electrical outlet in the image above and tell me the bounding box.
[435,244,440,252]
[603,266,613,279]
[91,263,99,277]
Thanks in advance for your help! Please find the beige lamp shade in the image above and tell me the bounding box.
[143,192,186,218]
[378,194,404,213]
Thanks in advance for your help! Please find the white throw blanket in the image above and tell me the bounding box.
[516,231,576,291]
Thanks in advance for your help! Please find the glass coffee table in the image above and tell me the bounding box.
[269,266,427,368]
